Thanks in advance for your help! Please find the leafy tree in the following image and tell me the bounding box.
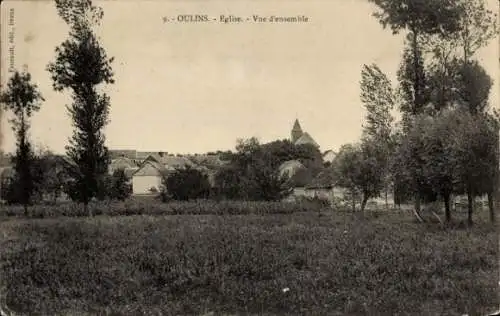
[454,0,498,64]
[370,0,462,116]
[391,115,435,216]
[288,167,314,188]
[31,149,70,203]
[453,60,493,115]
[214,138,291,201]
[369,0,461,36]
[213,165,243,200]
[162,166,210,201]
[259,139,323,179]
[0,71,44,214]
[110,169,132,201]
[47,0,115,215]
[333,141,386,212]
[420,110,459,222]
[450,110,499,226]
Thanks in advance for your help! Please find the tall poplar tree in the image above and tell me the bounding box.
[359,64,395,207]
[0,71,44,214]
[47,0,115,215]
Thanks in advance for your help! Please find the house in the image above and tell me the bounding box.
[284,167,346,203]
[322,150,336,164]
[131,154,202,195]
[131,160,169,195]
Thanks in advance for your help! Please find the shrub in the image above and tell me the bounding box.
[109,169,132,201]
[161,166,211,201]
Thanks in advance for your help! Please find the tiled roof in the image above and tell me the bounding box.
[110,157,137,169]
[132,160,171,177]
[292,119,302,132]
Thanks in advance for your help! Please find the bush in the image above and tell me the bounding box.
[161,166,211,201]
[109,169,132,201]
[0,199,326,219]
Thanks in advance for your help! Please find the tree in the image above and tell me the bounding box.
[47,0,115,215]
[370,0,462,115]
[213,165,243,200]
[0,71,44,214]
[110,169,132,201]
[360,63,395,208]
[213,138,291,201]
[454,0,498,65]
[360,64,395,140]
[453,60,493,115]
[31,148,70,204]
[162,166,210,201]
[420,110,459,223]
[450,110,499,226]
[391,115,435,217]
[333,142,386,212]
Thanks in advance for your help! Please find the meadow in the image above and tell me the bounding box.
[0,199,498,315]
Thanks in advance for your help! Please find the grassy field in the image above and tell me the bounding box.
[0,200,498,315]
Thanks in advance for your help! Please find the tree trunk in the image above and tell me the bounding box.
[414,193,421,213]
[351,189,356,212]
[84,202,92,217]
[467,190,474,227]
[361,194,368,213]
[443,193,451,223]
[410,29,424,115]
[385,188,388,210]
[487,191,495,224]
[23,203,28,217]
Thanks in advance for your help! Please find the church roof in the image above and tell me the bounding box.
[294,132,319,148]
[292,119,302,132]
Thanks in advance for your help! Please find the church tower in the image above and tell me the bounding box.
[291,119,303,144]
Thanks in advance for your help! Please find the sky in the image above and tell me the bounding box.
[0,0,498,155]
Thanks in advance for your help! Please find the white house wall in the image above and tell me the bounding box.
[132,175,162,195]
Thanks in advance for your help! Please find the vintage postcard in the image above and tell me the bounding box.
[0,0,499,315]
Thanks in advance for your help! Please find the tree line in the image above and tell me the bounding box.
[157,138,324,202]
[330,0,499,225]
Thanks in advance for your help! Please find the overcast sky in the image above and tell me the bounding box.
[1,0,498,155]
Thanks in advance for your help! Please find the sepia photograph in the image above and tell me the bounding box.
[0,0,499,314]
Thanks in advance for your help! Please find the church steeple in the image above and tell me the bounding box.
[291,119,303,143]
